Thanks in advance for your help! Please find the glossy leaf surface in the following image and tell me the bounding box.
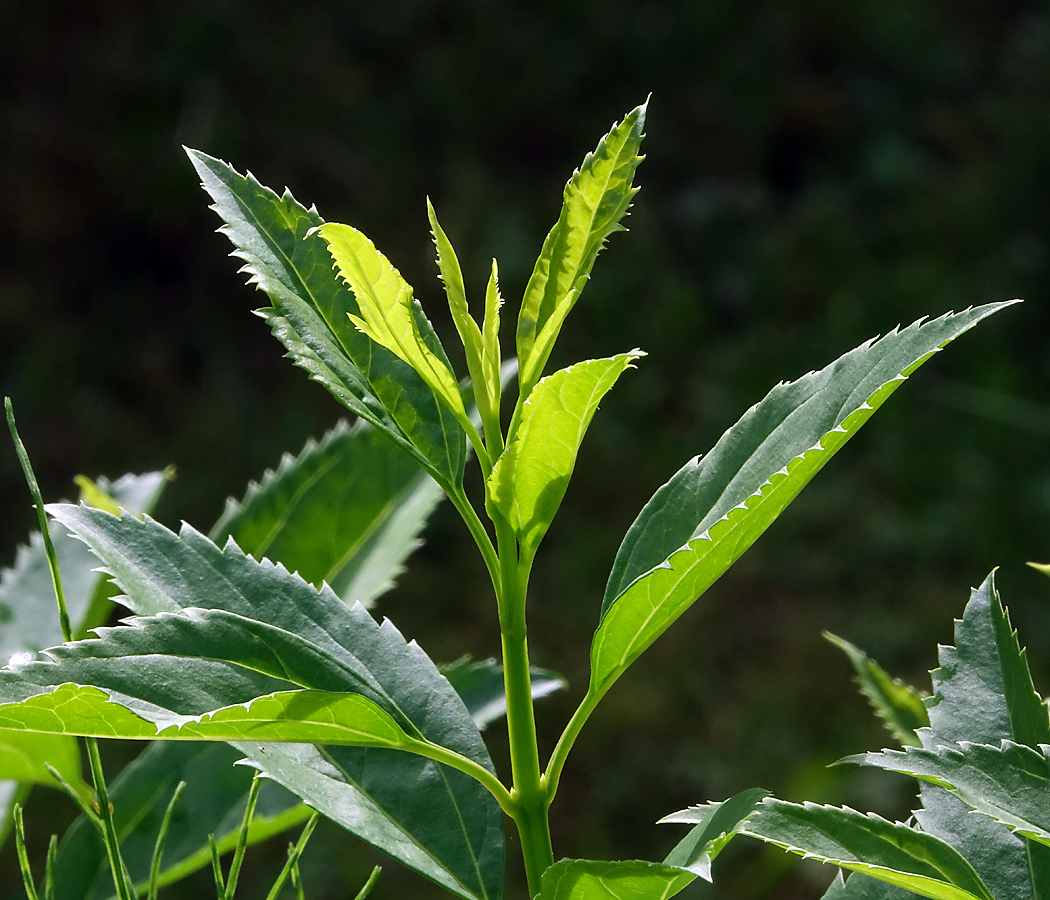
[592,303,1015,697]
[187,150,467,487]
[516,102,647,390]
[34,506,504,900]
[490,351,642,554]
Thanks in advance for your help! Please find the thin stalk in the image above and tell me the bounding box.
[263,812,320,900]
[209,835,226,897]
[86,739,136,900]
[13,805,40,900]
[44,762,103,834]
[290,858,306,900]
[223,776,262,899]
[5,398,73,643]
[543,689,603,804]
[7,401,134,900]
[44,835,57,900]
[148,780,186,900]
[352,865,382,900]
[447,487,501,593]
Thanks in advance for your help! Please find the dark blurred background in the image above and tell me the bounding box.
[2,2,1050,898]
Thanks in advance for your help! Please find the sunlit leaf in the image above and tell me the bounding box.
[536,859,694,900]
[591,303,1016,699]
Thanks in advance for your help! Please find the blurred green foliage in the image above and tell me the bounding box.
[2,3,1050,898]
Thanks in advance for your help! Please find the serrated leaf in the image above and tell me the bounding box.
[187,149,468,487]
[821,870,916,899]
[35,506,504,900]
[428,201,491,418]
[516,102,647,391]
[737,799,994,900]
[211,419,443,608]
[659,787,770,880]
[591,303,1016,699]
[926,571,1049,750]
[440,657,566,729]
[848,741,1050,848]
[0,472,168,815]
[536,859,694,900]
[824,632,929,747]
[317,221,469,427]
[489,351,643,555]
[52,743,308,900]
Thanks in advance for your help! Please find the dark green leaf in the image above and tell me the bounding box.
[824,632,928,747]
[737,799,993,900]
[187,150,467,487]
[32,506,504,900]
[52,743,307,900]
[847,742,1050,848]
[211,419,443,608]
[592,304,1016,698]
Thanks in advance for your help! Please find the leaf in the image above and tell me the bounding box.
[847,741,1050,848]
[658,787,770,880]
[591,303,1016,698]
[0,472,169,808]
[36,505,504,900]
[824,632,929,747]
[428,201,490,418]
[925,571,1049,749]
[516,102,647,391]
[536,859,694,900]
[489,351,643,555]
[187,149,467,488]
[440,657,566,729]
[210,419,443,608]
[481,260,503,423]
[736,799,994,900]
[821,870,921,899]
[51,743,308,900]
[317,221,469,426]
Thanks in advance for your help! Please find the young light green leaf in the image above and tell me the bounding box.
[317,221,469,426]
[591,303,1016,699]
[440,657,566,729]
[481,260,503,423]
[735,799,994,900]
[848,741,1050,848]
[211,419,443,608]
[427,200,490,416]
[659,787,770,880]
[52,743,308,900]
[187,149,468,488]
[489,351,643,555]
[39,505,504,900]
[824,632,929,747]
[516,102,647,392]
[536,859,694,900]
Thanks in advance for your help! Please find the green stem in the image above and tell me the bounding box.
[5,398,73,643]
[495,524,552,896]
[86,739,136,900]
[448,487,501,592]
[543,689,603,804]
[405,737,515,816]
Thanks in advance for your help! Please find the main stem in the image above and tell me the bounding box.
[496,524,553,897]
